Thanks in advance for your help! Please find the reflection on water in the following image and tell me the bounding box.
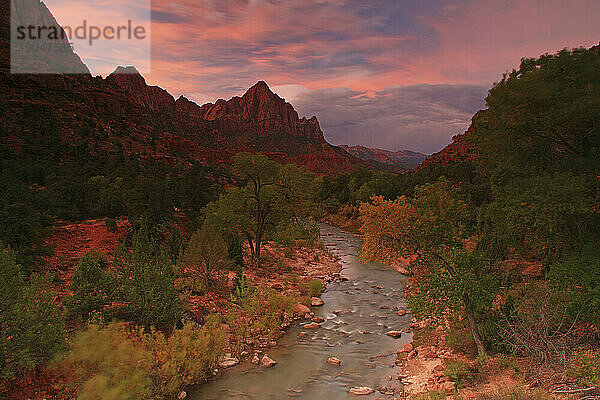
[192,224,411,399]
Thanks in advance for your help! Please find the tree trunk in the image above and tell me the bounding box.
[464,302,487,356]
[254,233,262,260]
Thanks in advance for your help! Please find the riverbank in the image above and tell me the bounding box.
[1,220,343,400]
[397,283,570,400]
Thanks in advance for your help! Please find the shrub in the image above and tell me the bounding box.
[477,388,553,400]
[57,323,153,400]
[58,319,227,400]
[444,359,480,388]
[112,250,185,329]
[308,279,323,297]
[64,252,113,322]
[567,350,600,387]
[143,317,227,397]
[414,390,447,400]
[231,270,252,302]
[0,247,65,380]
[273,220,319,248]
[105,217,118,233]
[109,228,186,329]
[182,223,231,293]
[225,288,296,353]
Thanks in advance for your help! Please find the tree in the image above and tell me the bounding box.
[360,180,498,355]
[182,223,231,292]
[111,227,186,329]
[205,153,314,262]
[64,251,114,322]
[0,247,64,379]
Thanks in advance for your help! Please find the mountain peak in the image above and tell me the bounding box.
[244,80,278,99]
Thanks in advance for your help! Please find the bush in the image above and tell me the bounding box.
[57,323,153,400]
[0,247,65,380]
[414,390,446,400]
[231,270,252,302]
[58,319,227,400]
[273,220,319,248]
[567,350,600,387]
[308,278,323,297]
[182,223,231,294]
[444,359,480,388]
[64,252,113,322]
[105,217,118,233]
[225,288,296,353]
[112,248,185,329]
[143,317,227,397]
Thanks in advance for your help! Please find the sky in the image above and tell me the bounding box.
[49,0,600,153]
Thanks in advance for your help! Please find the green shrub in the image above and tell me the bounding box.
[225,288,296,353]
[567,350,600,387]
[308,278,323,297]
[446,324,476,356]
[414,390,447,400]
[444,359,480,388]
[105,217,118,233]
[64,252,113,322]
[231,270,252,302]
[57,323,153,400]
[182,223,231,294]
[0,247,64,380]
[58,319,227,400]
[143,317,227,397]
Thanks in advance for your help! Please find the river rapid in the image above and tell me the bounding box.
[192,223,412,399]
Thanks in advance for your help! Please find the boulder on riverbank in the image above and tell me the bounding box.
[261,354,277,367]
[311,297,324,306]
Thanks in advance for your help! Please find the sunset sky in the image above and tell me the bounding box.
[52,0,600,153]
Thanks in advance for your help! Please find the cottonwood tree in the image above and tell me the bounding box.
[359,180,498,355]
[205,153,314,263]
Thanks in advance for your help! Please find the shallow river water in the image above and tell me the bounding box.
[192,223,412,399]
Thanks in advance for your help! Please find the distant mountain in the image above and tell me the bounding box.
[339,145,427,171]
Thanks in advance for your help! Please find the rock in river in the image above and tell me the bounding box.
[349,386,374,395]
[296,303,311,314]
[327,357,342,366]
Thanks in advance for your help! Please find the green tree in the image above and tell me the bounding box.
[205,153,313,262]
[111,228,186,329]
[182,223,231,292]
[64,252,114,322]
[0,247,64,379]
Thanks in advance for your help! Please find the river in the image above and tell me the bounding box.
[192,223,412,399]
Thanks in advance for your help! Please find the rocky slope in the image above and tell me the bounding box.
[339,144,427,171]
[420,114,482,168]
